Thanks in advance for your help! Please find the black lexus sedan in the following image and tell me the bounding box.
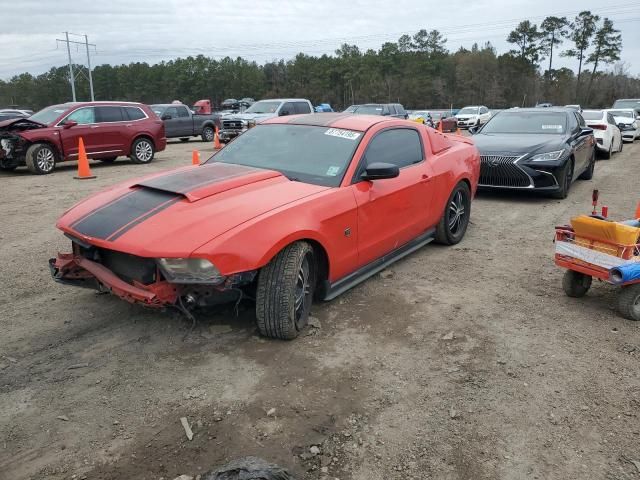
[470,108,596,199]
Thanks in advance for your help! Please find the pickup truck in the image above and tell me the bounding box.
[151,104,221,142]
[219,98,313,142]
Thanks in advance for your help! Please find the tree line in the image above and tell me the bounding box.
[1,10,637,112]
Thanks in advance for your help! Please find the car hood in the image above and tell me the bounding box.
[471,133,567,155]
[226,112,276,122]
[456,113,478,118]
[57,163,330,257]
[0,117,44,130]
[612,116,635,125]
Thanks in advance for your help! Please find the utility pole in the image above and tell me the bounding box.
[56,33,96,102]
[64,32,76,102]
[85,35,94,101]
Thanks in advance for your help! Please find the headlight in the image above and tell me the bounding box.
[633,122,638,128]
[157,258,225,284]
[247,119,256,128]
[529,150,566,162]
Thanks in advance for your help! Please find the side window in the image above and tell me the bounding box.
[607,113,616,125]
[359,128,423,175]
[576,113,586,128]
[95,106,124,123]
[65,107,95,125]
[280,102,295,116]
[125,107,146,121]
[165,107,179,119]
[177,106,190,118]
[387,105,397,115]
[480,107,488,114]
[567,112,579,133]
[294,102,312,114]
[396,105,406,115]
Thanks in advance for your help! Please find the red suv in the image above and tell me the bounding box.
[0,101,166,174]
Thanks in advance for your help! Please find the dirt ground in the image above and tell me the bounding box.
[1,138,639,480]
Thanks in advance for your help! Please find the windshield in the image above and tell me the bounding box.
[244,101,281,114]
[344,105,358,113]
[481,112,567,134]
[353,105,384,115]
[150,105,167,117]
[609,110,634,119]
[613,100,640,110]
[582,111,603,120]
[458,107,479,115]
[208,124,362,187]
[29,105,68,125]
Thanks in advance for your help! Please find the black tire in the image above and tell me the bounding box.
[179,137,190,142]
[256,241,316,340]
[616,284,640,321]
[201,126,215,142]
[129,137,155,164]
[579,150,595,180]
[603,142,612,160]
[562,270,592,298]
[25,143,56,174]
[552,158,573,199]
[99,156,117,163]
[435,182,471,245]
[619,138,624,152]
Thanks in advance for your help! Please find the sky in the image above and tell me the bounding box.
[0,0,639,80]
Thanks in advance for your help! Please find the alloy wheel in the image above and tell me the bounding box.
[294,254,312,329]
[448,190,466,234]
[135,141,153,162]
[37,147,55,172]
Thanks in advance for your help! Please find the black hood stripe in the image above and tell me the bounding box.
[72,188,181,240]
[70,190,137,229]
[107,196,181,241]
[135,163,260,195]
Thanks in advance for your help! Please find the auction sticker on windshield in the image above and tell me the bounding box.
[542,125,563,131]
[325,128,361,140]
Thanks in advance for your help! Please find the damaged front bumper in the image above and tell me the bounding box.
[49,252,257,309]
[49,253,178,306]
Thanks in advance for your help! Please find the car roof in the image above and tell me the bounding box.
[264,112,400,131]
[256,98,310,102]
[503,107,571,114]
[59,101,145,107]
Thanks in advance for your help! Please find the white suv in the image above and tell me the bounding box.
[456,106,492,128]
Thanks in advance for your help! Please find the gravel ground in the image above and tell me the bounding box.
[1,138,639,480]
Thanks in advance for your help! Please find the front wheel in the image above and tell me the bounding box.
[25,143,56,174]
[256,241,316,340]
[201,126,215,142]
[579,150,595,180]
[617,284,640,321]
[129,138,155,164]
[435,182,471,245]
[552,159,573,199]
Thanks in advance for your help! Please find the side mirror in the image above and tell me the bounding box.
[469,126,479,134]
[362,162,400,181]
[161,114,172,120]
[62,120,77,129]
[279,110,290,117]
[580,127,593,136]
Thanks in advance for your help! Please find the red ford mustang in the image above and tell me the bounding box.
[50,113,480,339]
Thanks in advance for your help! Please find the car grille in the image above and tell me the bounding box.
[479,155,532,188]
[458,117,468,121]
[75,242,158,285]
[222,119,244,129]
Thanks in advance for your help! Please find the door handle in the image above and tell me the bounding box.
[90,125,100,129]
[420,174,432,183]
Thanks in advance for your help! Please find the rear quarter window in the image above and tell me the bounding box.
[294,102,312,114]
[95,106,124,123]
[125,107,146,121]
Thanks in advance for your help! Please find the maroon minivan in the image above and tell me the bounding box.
[0,101,166,174]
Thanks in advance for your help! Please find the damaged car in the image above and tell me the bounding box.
[50,113,480,339]
[0,101,166,174]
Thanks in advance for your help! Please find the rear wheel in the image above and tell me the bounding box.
[562,270,592,298]
[129,137,155,164]
[256,241,315,340]
[603,142,612,159]
[617,284,640,321]
[25,143,56,174]
[435,182,471,245]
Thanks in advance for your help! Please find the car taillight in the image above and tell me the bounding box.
[590,124,607,130]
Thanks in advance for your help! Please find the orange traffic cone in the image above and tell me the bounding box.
[74,137,95,180]
[438,122,443,133]
[214,127,222,150]
[192,150,200,165]
[456,127,462,136]
[635,201,640,219]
